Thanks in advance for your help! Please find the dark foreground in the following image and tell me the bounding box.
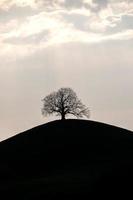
[0,119,133,199]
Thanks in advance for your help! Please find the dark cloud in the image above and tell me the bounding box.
[62,13,88,31]
[0,5,36,22]
[94,0,108,8]
[63,0,83,9]
[61,0,108,11]
[105,15,133,35]
[121,15,133,29]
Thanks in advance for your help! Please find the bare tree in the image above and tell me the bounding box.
[42,88,90,120]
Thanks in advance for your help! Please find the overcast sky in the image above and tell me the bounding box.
[0,0,133,140]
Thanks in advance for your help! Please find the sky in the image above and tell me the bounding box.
[0,0,133,140]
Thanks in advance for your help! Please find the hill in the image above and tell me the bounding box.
[0,119,133,199]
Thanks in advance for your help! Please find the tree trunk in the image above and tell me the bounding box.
[61,113,65,120]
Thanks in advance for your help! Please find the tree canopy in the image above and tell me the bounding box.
[42,88,90,120]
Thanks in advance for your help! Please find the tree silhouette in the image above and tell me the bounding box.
[42,88,89,120]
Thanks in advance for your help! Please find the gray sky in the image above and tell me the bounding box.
[0,0,133,140]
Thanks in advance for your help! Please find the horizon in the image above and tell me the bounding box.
[0,0,133,140]
[1,118,132,143]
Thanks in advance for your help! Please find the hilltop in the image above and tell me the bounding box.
[0,119,133,199]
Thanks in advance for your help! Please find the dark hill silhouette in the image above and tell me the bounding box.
[0,119,133,199]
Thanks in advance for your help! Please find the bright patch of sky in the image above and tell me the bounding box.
[0,0,133,140]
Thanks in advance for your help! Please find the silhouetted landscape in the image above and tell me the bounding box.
[0,0,133,199]
[0,119,133,199]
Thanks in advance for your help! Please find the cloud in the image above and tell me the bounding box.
[0,0,67,11]
[104,29,133,41]
[0,0,42,10]
[0,11,102,59]
[0,0,133,60]
[85,0,133,32]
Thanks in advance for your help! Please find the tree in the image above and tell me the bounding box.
[42,88,90,120]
